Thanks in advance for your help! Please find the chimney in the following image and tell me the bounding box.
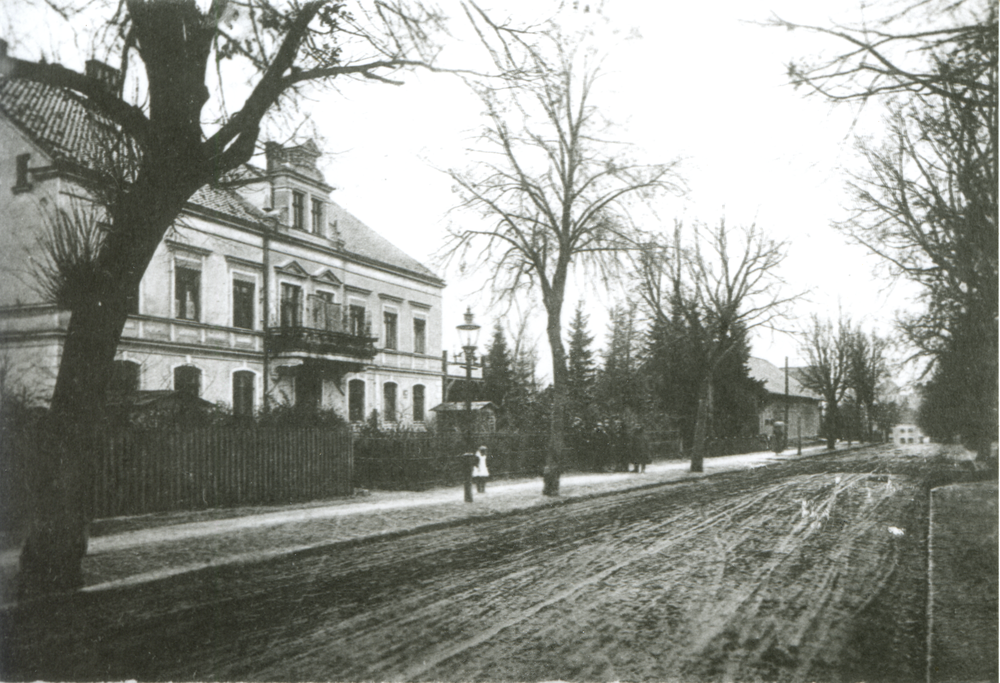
[85,59,121,94]
[0,40,14,80]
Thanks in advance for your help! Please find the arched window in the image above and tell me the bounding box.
[174,365,201,397]
[412,384,425,423]
[108,360,140,396]
[348,379,365,423]
[233,371,255,417]
[383,382,397,423]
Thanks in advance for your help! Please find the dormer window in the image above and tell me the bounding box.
[292,191,305,230]
[311,198,324,235]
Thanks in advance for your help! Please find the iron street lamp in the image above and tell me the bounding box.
[456,307,481,502]
[456,306,481,422]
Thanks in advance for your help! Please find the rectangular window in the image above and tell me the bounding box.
[175,266,200,321]
[311,292,338,331]
[311,198,324,234]
[292,191,305,230]
[383,311,398,350]
[233,280,255,330]
[413,318,426,355]
[280,283,302,328]
[349,304,367,337]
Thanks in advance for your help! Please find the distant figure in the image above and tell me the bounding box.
[773,421,787,454]
[632,427,650,473]
[472,445,490,493]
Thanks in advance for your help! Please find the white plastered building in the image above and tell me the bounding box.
[0,51,444,427]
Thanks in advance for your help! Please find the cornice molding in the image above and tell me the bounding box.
[166,240,212,257]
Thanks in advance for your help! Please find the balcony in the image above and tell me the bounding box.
[266,297,376,364]
[266,325,377,362]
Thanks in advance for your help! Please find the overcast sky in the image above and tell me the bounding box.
[313,0,923,379]
[3,0,928,382]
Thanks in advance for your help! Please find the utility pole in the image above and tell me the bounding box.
[784,356,790,427]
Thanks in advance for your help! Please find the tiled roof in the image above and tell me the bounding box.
[328,200,441,282]
[0,77,266,227]
[747,357,818,400]
[1,77,442,282]
[188,184,268,225]
[0,78,110,168]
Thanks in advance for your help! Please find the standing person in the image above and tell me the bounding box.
[632,426,650,473]
[472,445,489,493]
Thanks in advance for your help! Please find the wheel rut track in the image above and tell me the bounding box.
[0,447,958,682]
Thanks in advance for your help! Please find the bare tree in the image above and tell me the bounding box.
[27,200,107,309]
[846,329,890,441]
[3,0,513,596]
[639,220,795,471]
[444,35,682,495]
[774,0,998,457]
[797,315,854,451]
[774,0,995,107]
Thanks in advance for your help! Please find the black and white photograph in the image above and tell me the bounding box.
[0,0,995,680]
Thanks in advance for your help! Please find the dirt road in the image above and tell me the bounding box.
[0,447,969,681]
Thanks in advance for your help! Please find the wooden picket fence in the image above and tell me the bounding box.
[353,429,684,491]
[353,431,548,491]
[92,426,354,518]
[0,419,747,532]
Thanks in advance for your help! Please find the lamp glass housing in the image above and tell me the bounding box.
[456,307,481,351]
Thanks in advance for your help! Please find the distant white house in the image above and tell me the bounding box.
[892,424,925,445]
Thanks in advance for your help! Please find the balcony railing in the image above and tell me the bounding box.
[266,325,377,360]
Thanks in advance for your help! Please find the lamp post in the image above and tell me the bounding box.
[457,307,481,439]
[456,308,480,503]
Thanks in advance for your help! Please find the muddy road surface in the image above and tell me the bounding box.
[0,447,968,681]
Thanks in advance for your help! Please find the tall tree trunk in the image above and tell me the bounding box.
[542,297,567,497]
[825,402,838,451]
[17,184,192,597]
[17,297,127,598]
[864,403,874,443]
[690,376,713,473]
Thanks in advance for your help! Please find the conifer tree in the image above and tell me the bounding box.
[566,302,597,424]
[597,302,645,417]
[483,322,515,413]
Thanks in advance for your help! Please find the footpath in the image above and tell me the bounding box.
[0,446,828,606]
[926,479,998,683]
[0,441,994,681]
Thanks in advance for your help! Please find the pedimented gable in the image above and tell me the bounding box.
[312,269,342,286]
[274,260,310,279]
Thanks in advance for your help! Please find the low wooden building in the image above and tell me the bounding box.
[747,357,822,440]
[430,401,498,433]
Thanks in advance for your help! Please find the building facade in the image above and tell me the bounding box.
[0,54,444,428]
[747,357,822,440]
[891,424,926,445]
